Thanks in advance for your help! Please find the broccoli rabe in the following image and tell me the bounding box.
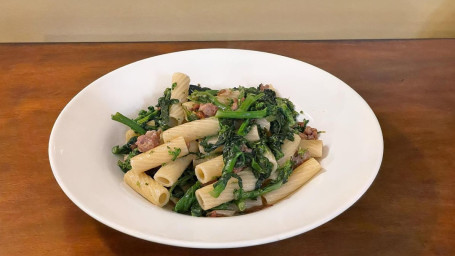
[112,136,138,155]
[134,106,159,126]
[156,88,179,130]
[117,148,140,173]
[169,168,197,198]
[111,112,146,135]
[174,181,201,213]
[189,84,216,94]
[234,160,293,202]
[188,90,228,110]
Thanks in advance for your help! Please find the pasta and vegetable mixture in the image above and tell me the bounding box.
[111,73,324,217]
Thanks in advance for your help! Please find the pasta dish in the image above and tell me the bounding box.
[111,72,324,217]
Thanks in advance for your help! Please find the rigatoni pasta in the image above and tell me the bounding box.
[244,125,260,142]
[195,155,224,183]
[277,134,301,167]
[193,154,219,167]
[154,154,195,187]
[263,158,321,204]
[299,140,323,158]
[124,170,170,207]
[130,136,188,173]
[111,72,325,216]
[169,72,190,126]
[125,129,138,142]
[162,118,220,143]
[196,170,257,210]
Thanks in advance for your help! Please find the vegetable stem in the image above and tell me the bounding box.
[236,160,293,200]
[237,119,250,136]
[135,110,158,125]
[174,181,201,213]
[238,181,283,200]
[239,93,264,111]
[111,112,146,135]
[215,109,267,119]
[189,91,229,110]
[210,151,242,198]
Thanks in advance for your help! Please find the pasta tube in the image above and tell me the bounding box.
[263,158,321,205]
[265,147,279,179]
[198,137,223,154]
[237,169,257,191]
[125,129,138,142]
[256,118,270,131]
[187,140,199,153]
[193,154,219,167]
[154,154,195,187]
[124,171,170,207]
[162,117,220,143]
[244,125,260,142]
[169,72,190,126]
[182,101,197,111]
[195,170,257,210]
[299,140,323,157]
[130,136,188,173]
[195,155,224,183]
[277,134,301,167]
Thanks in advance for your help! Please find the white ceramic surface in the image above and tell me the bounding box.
[49,49,383,248]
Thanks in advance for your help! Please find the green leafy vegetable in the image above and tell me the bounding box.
[237,119,253,136]
[190,201,205,217]
[238,93,264,111]
[215,109,268,119]
[117,148,141,173]
[210,151,242,198]
[188,90,228,110]
[168,147,182,161]
[248,141,274,188]
[111,112,146,135]
[174,181,201,213]
[189,84,216,94]
[156,88,179,130]
[169,168,197,199]
[134,106,159,126]
[112,136,138,155]
[235,160,293,200]
[199,119,237,153]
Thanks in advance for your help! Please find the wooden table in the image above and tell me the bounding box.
[1,40,454,255]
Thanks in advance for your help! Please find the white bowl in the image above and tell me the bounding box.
[49,49,383,248]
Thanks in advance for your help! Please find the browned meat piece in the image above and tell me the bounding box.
[259,84,270,91]
[217,89,230,96]
[233,166,245,174]
[135,130,161,152]
[291,150,311,168]
[189,103,200,111]
[199,103,218,117]
[231,98,238,110]
[195,111,205,119]
[300,126,319,140]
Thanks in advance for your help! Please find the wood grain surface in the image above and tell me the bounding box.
[0,40,454,255]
